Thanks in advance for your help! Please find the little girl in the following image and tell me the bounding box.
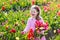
[21,5,48,40]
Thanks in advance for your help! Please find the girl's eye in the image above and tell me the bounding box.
[33,11,36,13]
[31,11,35,13]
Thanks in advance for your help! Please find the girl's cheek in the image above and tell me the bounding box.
[34,13,37,16]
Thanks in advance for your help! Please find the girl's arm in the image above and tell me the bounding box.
[23,18,31,33]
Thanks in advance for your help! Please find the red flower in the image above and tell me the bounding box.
[29,28,33,33]
[2,6,5,11]
[57,29,60,34]
[35,20,43,28]
[27,28,34,39]
[45,21,49,26]
[57,4,60,8]
[43,22,48,30]
[10,28,16,33]
[32,0,35,5]
[43,6,50,12]
[57,11,60,16]
[35,20,48,30]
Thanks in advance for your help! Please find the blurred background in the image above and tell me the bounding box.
[0,0,60,40]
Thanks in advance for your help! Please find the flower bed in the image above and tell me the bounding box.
[0,0,60,40]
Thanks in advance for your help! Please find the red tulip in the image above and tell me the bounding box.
[32,0,35,5]
[42,21,49,30]
[43,23,48,30]
[45,21,49,26]
[2,6,5,11]
[27,28,34,39]
[35,20,43,28]
[57,29,60,34]
[35,20,48,30]
[43,6,50,12]
[57,4,60,8]
[10,28,16,33]
[43,6,48,12]
[57,11,60,16]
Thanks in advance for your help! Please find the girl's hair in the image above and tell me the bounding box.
[30,5,41,20]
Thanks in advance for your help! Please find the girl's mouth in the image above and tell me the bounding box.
[32,14,35,16]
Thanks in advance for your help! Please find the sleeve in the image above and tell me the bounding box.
[23,18,31,33]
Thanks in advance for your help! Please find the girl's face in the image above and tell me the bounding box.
[30,9,38,18]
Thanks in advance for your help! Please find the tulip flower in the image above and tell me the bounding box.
[57,4,60,8]
[57,11,60,16]
[35,20,48,30]
[32,0,35,5]
[43,6,50,12]
[27,28,34,40]
[43,23,48,30]
[35,20,43,28]
[2,6,6,11]
[57,29,60,34]
[10,28,16,33]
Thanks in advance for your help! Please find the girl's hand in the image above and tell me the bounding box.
[21,31,26,34]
